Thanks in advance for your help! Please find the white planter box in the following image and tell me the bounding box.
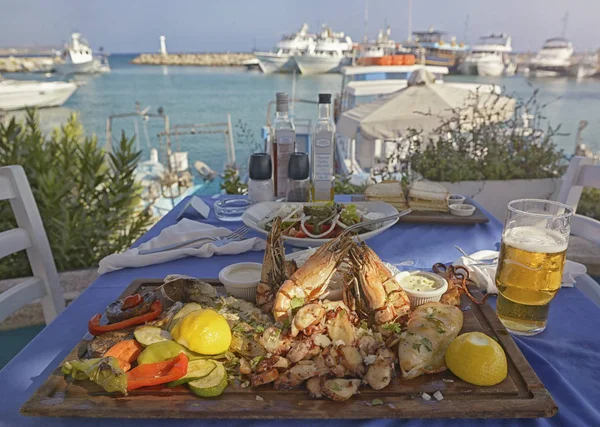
[440,178,562,221]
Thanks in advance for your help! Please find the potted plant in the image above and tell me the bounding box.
[378,90,568,220]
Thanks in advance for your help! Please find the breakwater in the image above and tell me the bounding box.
[131,53,255,67]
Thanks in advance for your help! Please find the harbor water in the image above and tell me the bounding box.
[5,53,600,196]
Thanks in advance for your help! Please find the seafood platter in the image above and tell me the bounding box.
[22,219,556,419]
[242,201,400,247]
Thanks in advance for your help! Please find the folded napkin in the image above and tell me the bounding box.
[453,250,587,294]
[98,219,266,275]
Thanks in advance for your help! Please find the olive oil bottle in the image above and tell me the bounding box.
[311,93,335,202]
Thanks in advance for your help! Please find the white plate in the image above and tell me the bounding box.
[242,201,399,248]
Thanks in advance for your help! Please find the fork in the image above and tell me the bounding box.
[138,225,251,255]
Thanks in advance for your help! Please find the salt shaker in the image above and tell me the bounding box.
[286,152,310,202]
[248,153,274,203]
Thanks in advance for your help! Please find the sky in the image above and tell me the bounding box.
[0,0,599,53]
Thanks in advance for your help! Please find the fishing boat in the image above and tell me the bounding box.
[459,34,516,77]
[0,75,77,110]
[357,27,396,61]
[254,24,316,74]
[410,28,468,72]
[527,38,573,77]
[293,26,354,74]
[54,33,95,75]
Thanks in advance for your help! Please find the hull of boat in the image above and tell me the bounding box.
[476,61,505,77]
[294,55,350,74]
[568,64,597,79]
[528,65,569,77]
[255,54,297,73]
[0,80,77,110]
[54,60,95,75]
[458,62,478,75]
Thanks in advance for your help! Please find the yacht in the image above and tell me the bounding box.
[254,24,316,74]
[0,75,77,110]
[568,53,598,79]
[293,26,354,74]
[459,34,516,77]
[54,33,95,75]
[358,27,396,59]
[528,38,573,77]
[410,28,469,72]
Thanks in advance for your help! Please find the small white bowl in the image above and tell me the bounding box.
[449,203,475,217]
[395,271,448,309]
[448,194,466,205]
[218,262,262,302]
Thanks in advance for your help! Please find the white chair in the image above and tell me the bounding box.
[557,156,600,306]
[0,165,64,324]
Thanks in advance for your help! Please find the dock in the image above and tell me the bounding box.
[131,53,255,67]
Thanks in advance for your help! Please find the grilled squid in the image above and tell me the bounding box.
[397,302,463,379]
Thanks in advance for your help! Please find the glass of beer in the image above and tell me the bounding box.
[495,199,573,336]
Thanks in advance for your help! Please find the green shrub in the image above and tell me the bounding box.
[380,90,568,182]
[0,110,152,279]
[578,188,600,221]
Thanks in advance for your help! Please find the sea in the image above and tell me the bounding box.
[5,53,600,195]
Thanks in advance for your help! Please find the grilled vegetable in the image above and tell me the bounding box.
[134,326,172,346]
[127,353,188,391]
[89,300,163,336]
[62,357,128,395]
[167,359,217,387]
[137,340,189,365]
[321,379,361,402]
[187,361,228,397]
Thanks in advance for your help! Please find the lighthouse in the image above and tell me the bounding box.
[159,35,167,56]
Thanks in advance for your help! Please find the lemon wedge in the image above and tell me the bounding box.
[445,332,507,386]
[170,308,231,355]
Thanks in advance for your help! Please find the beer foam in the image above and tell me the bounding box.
[503,226,568,253]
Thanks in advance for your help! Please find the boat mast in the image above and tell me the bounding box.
[363,0,369,43]
[561,11,569,38]
[407,0,412,42]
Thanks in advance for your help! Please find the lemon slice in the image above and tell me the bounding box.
[445,332,508,386]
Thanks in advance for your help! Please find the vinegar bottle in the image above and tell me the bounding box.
[271,92,296,198]
[311,93,335,202]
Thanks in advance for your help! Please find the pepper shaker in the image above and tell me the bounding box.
[286,152,310,202]
[248,153,274,203]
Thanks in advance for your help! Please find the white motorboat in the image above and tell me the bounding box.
[358,27,396,59]
[294,26,353,74]
[254,24,316,73]
[55,33,95,75]
[0,76,77,110]
[528,37,573,77]
[459,33,516,77]
[568,53,598,79]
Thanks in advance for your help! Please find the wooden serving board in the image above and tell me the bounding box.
[21,278,557,420]
[351,195,490,225]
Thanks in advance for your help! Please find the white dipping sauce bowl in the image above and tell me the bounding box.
[449,203,475,217]
[448,194,466,205]
[395,271,448,309]
[218,262,262,302]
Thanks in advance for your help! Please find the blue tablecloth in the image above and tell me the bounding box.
[1,196,599,427]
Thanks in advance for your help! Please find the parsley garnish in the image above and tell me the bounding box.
[412,342,422,352]
[250,356,263,369]
[382,323,402,334]
[421,337,433,352]
[329,382,342,391]
[359,320,369,330]
[371,399,384,406]
[255,325,265,333]
[290,296,304,310]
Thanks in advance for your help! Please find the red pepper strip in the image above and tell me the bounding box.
[122,294,144,311]
[88,300,163,336]
[126,352,188,391]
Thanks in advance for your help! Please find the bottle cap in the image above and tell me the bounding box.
[288,152,309,180]
[318,93,332,104]
[276,92,289,112]
[248,153,272,180]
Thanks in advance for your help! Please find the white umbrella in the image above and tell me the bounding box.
[337,69,516,141]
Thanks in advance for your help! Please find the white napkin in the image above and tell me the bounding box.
[453,250,587,294]
[98,219,266,275]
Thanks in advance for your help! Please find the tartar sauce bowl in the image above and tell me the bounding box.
[448,194,466,205]
[449,203,475,217]
[218,262,262,302]
[394,271,448,309]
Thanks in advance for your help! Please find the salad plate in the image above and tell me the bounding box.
[242,201,399,248]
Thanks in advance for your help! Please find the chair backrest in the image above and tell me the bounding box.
[557,156,600,245]
[0,165,64,324]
